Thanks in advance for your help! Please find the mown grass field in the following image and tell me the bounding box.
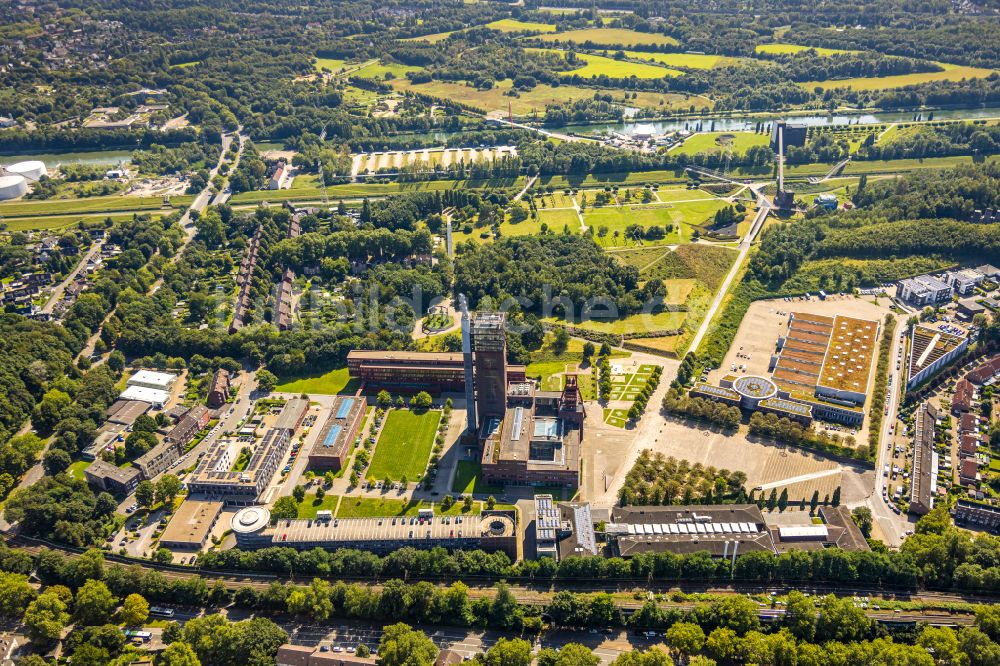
[585,205,682,246]
[675,131,771,155]
[352,60,422,79]
[368,409,440,481]
[538,169,689,189]
[230,176,523,204]
[800,63,995,91]
[403,30,456,43]
[546,310,688,336]
[537,28,680,47]
[313,57,347,72]
[623,51,727,69]
[0,194,190,217]
[506,208,580,237]
[486,18,556,33]
[0,211,165,232]
[755,43,855,56]
[537,49,681,79]
[274,367,355,395]
[452,460,502,495]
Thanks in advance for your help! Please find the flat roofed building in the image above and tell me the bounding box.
[534,494,561,560]
[607,504,775,558]
[105,399,151,426]
[233,506,517,559]
[944,268,984,296]
[909,403,936,515]
[188,427,292,504]
[276,397,309,432]
[346,350,526,394]
[896,274,953,306]
[907,325,968,390]
[480,377,583,489]
[815,315,879,404]
[159,500,224,549]
[127,369,178,391]
[84,459,142,494]
[307,395,366,471]
[277,644,376,666]
[119,385,170,408]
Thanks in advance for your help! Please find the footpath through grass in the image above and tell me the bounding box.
[367,409,441,481]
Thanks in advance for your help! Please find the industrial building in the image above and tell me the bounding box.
[896,274,953,307]
[906,325,968,390]
[159,500,224,550]
[105,399,151,427]
[0,175,28,201]
[943,268,985,296]
[84,459,142,494]
[533,494,598,561]
[346,350,526,394]
[3,160,48,181]
[770,121,807,150]
[307,395,366,471]
[231,506,517,559]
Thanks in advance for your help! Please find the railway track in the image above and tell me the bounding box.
[2,534,983,627]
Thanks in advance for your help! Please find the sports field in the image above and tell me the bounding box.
[800,62,995,91]
[486,18,556,33]
[675,131,771,155]
[624,51,727,69]
[367,409,441,481]
[755,43,855,56]
[537,28,680,47]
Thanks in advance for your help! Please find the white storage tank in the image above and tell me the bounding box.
[4,160,48,181]
[0,175,28,200]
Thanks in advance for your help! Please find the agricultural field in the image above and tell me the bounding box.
[537,49,681,79]
[800,62,995,91]
[674,131,771,155]
[367,408,441,481]
[623,51,728,69]
[755,43,856,56]
[536,28,680,48]
[486,18,556,33]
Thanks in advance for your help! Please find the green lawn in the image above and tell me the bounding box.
[532,208,581,234]
[274,367,356,395]
[675,131,771,155]
[546,310,687,335]
[336,496,482,518]
[0,194,190,217]
[229,177,522,204]
[296,492,340,518]
[0,212,164,232]
[68,460,90,480]
[452,460,503,495]
[314,57,347,72]
[368,409,441,481]
[352,60,422,79]
[586,205,679,243]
